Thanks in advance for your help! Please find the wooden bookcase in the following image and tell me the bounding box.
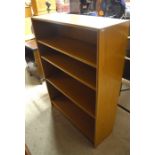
[31,0,56,16]
[32,13,129,146]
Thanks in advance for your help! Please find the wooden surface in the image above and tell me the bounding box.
[95,23,129,146]
[32,13,128,30]
[32,14,129,146]
[25,6,32,18]
[41,53,96,90]
[31,0,56,16]
[31,0,47,15]
[46,71,95,118]
[25,17,34,41]
[38,37,97,68]
[57,23,97,45]
[25,4,34,41]
[52,93,94,141]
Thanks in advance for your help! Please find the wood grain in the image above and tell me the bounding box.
[46,71,96,118]
[41,53,96,90]
[38,37,97,68]
[25,6,32,18]
[32,13,128,30]
[52,93,94,141]
[95,22,129,146]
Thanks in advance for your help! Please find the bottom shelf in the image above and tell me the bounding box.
[51,92,95,141]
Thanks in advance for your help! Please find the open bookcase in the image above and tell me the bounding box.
[32,13,129,146]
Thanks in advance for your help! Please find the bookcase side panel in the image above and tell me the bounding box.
[31,19,58,39]
[95,22,129,146]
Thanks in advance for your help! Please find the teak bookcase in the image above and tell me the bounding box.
[32,13,129,146]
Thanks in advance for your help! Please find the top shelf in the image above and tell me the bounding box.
[38,37,97,68]
[32,13,129,30]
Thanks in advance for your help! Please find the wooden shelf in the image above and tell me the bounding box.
[52,93,94,141]
[41,54,96,90]
[46,71,95,118]
[38,37,96,68]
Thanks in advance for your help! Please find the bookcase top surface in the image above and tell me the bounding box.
[32,13,129,30]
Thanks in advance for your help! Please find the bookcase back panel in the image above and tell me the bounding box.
[38,43,96,90]
[57,25,97,45]
[41,59,96,118]
[32,20,97,46]
[32,20,58,39]
[47,87,95,141]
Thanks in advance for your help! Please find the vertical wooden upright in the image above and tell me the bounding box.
[95,23,129,146]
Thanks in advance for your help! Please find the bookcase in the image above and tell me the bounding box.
[32,13,129,146]
[31,0,56,16]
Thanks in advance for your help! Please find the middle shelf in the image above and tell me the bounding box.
[38,36,97,68]
[39,44,96,90]
[42,59,96,118]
